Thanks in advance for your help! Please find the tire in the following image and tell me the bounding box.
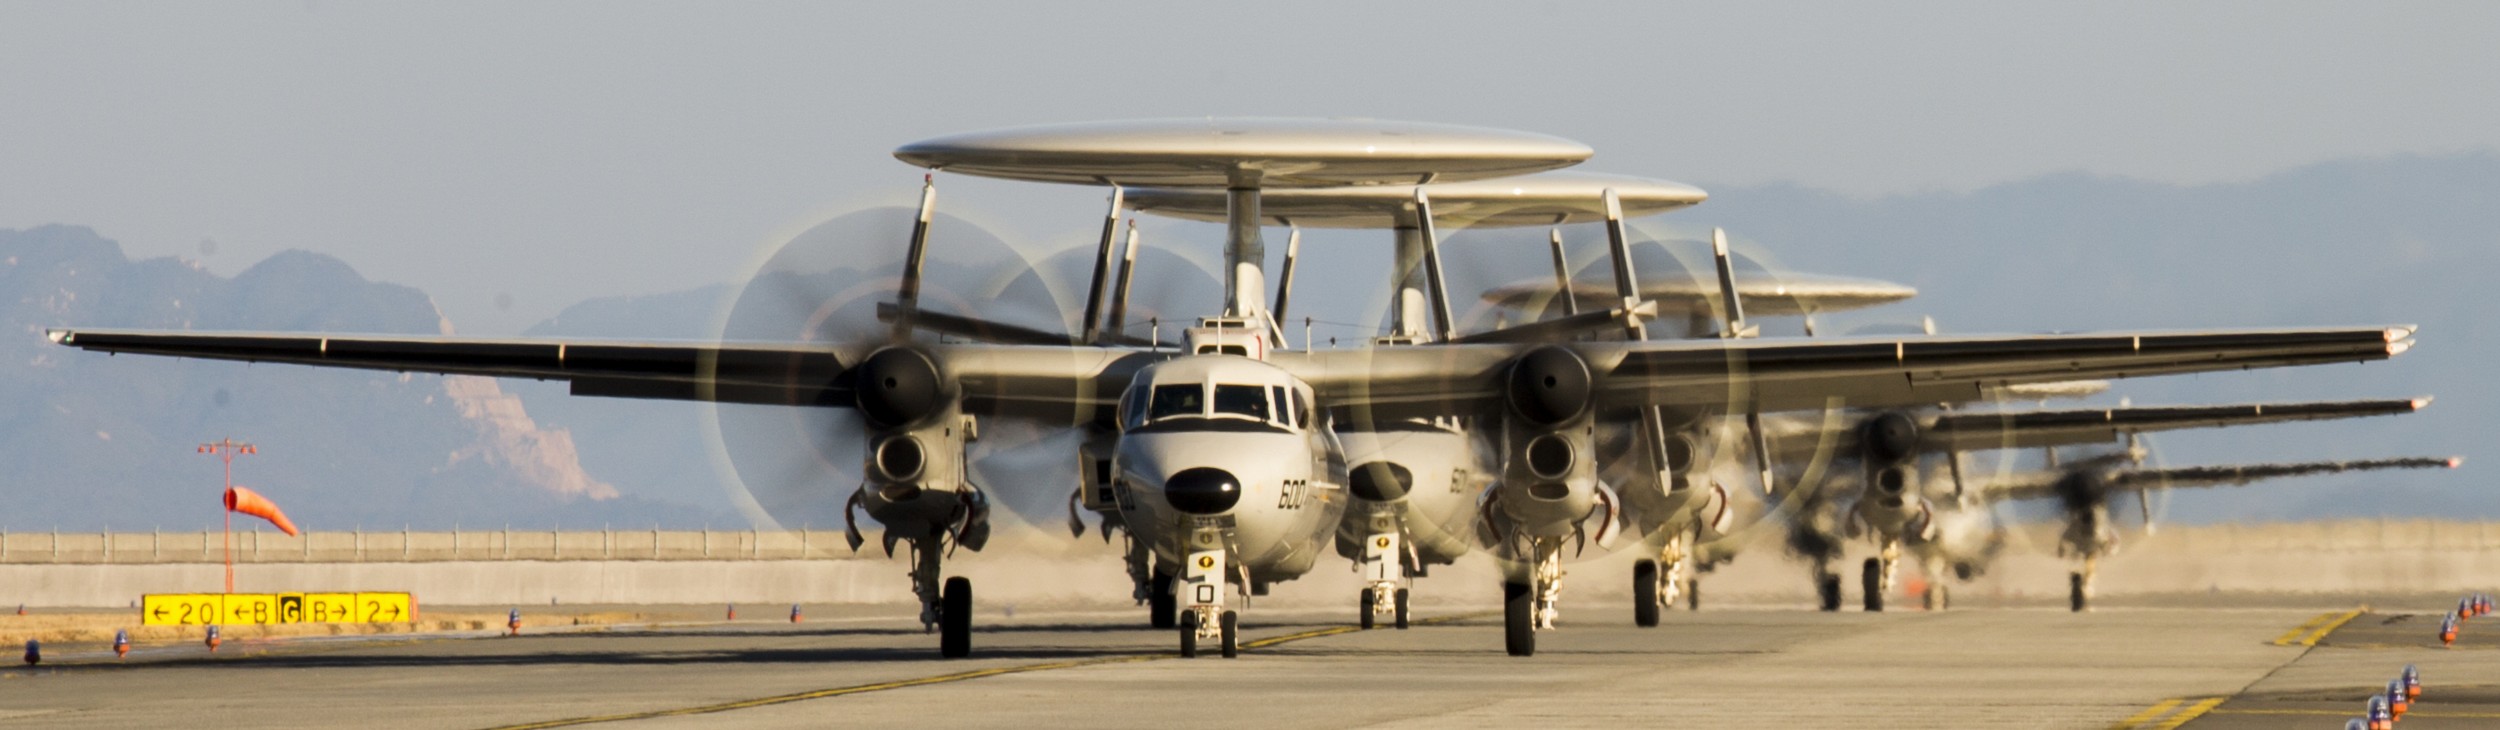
[1686,579,1701,611]
[1861,558,1884,613]
[1149,571,1176,629]
[1393,589,1410,630]
[1817,573,1842,612]
[939,577,972,658]
[1632,560,1661,628]
[1359,588,1377,630]
[1503,582,1536,657]
[1179,612,1198,658]
[1219,610,1239,659]
[2069,572,2088,613]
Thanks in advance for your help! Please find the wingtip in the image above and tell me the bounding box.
[44,329,68,345]
[2388,339,2416,356]
[2448,456,2465,469]
[2385,325,2418,342]
[2411,396,2435,411]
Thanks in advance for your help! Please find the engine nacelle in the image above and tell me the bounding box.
[846,345,987,547]
[854,346,950,429]
[1859,410,1921,501]
[1494,346,1600,540]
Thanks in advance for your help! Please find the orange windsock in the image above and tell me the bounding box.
[223,487,299,536]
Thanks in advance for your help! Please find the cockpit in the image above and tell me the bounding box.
[1121,370,1313,433]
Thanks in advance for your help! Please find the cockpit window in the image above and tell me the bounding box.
[1271,386,1292,427]
[1211,384,1271,421]
[1120,384,1148,429]
[1147,384,1205,421]
[1291,387,1312,427]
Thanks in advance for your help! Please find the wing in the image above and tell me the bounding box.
[1979,455,2461,502]
[1282,326,2415,420]
[1926,397,2429,452]
[1758,397,2430,463]
[44,328,1144,421]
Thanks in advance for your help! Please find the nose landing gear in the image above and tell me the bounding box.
[1177,545,1240,658]
[1358,531,1412,630]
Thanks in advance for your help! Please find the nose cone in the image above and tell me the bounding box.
[1163,467,1243,515]
[1348,462,1413,502]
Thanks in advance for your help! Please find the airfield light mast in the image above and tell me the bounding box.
[199,438,258,593]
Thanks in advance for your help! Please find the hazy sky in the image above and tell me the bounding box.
[4,1,2496,333]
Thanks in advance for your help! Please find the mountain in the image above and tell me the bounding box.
[0,226,716,531]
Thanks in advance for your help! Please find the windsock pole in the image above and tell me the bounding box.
[199,439,259,593]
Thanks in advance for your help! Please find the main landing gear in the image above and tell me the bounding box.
[1634,530,1703,627]
[1503,537,1565,657]
[2070,555,2098,612]
[1862,539,1900,613]
[907,539,975,658]
[1149,569,1177,629]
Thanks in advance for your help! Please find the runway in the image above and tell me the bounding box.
[1,599,2489,729]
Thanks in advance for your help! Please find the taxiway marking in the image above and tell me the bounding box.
[2268,608,2361,647]
[482,612,1487,729]
[2109,696,2226,730]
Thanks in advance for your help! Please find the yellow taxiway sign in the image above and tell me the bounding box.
[140,592,413,626]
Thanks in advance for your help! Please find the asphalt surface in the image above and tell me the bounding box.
[0,598,2487,729]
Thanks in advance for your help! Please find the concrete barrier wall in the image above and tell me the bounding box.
[0,529,860,564]
[8,520,2495,564]
[2,521,2495,608]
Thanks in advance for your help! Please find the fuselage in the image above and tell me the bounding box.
[1110,355,1347,588]
[1334,419,1488,567]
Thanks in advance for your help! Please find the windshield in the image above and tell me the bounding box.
[1212,384,1271,421]
[1146,384,1205,421]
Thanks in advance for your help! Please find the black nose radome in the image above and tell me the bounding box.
[1348,461,1413,502]
[1162,467,1242,515]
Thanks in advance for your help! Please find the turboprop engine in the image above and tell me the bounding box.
[1851,411,1933,542]
[848,346,989,556]
[1488,345,1613,543]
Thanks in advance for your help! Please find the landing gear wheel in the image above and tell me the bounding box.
[1686,579,1701,611]
[1179,614,1198,658]
[1924,583,1949,611]
[1219,610,1239,659]
[939,577,973,658]
[1359,588,1377,630]
[1393,589,1410,630]
[1503,581,1536,657]
[2069,572,2088,613]
[1149,571,1176,629]
[1817,573,1843,612]
[1632,560,1661,628]
[1861,558,1884,613]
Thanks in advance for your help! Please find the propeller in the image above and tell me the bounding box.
[702,177,1221,533]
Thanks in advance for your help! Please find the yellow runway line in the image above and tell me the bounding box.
[2109,696,2230,730]
[2107,698,2183,730]
[2145,697,2225,730]
[485,611,1491,730]
[2269,608,2361,647]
